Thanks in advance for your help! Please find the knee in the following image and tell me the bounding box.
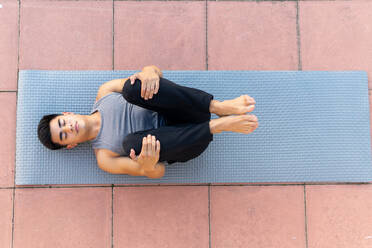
[121,78,141,102]
[122,133,142,156]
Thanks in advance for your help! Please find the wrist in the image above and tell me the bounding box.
[142,65,162,77]
[139,160,156,172]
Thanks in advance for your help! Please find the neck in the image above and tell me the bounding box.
[85,111,101,141]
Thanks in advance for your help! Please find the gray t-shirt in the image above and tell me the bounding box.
[90,92,166,155]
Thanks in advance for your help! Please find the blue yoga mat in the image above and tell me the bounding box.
[16,70,372,185]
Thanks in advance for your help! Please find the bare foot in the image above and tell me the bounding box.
[215,95,256,117]
[210,115,259,134]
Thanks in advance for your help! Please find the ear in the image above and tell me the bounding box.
[66,144,78,149]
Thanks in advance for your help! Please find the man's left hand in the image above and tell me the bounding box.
[129,69,160,100]
[129,135,161,173]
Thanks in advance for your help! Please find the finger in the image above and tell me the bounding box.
[147,135,152,156]
[141,80,146,98]
[156,140,160,154]
[145,81,150,100]
[135,73,142,84]
[151,136,156,155]
[142,137,147,156]
[130,75,136,85]
[130,149,136,160]
[148,81,154,99]
[155,79,160,94]
[149,81,155,99]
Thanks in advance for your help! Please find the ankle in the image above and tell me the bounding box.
[209,100,221,114]
[209,118,224,134]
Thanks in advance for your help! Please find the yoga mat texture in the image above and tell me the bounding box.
[16,70,372,185]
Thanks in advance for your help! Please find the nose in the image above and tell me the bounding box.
[62,123,74,133]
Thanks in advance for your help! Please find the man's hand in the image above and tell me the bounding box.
[129,66,160,100]
[129,135,161,172]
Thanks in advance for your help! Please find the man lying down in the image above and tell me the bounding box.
[37,65,259,179]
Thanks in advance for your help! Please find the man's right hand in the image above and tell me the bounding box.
[129,66,161,100]
[129,135,161,172]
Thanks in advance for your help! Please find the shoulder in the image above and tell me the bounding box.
[94,91,115,104]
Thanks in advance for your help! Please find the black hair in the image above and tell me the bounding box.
[37,114,66,150]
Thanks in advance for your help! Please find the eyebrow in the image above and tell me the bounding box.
[58,119,63,141]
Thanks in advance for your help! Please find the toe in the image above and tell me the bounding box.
[248,96,256,105]
[247,105,255,112]
[243,95,249,104]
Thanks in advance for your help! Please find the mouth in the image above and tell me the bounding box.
[75,122,78,133]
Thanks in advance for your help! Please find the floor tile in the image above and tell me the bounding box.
[114,1,205,70]
[20,0,113,70]
[0,93,16,187]
[300,1,372,88]
[13,187,112,248]
[208,1,298,70]
[211,186,305,248]
[114,186,209,248]
[0,189,13,248]
[306,185,372,248]
[0,0,19,91]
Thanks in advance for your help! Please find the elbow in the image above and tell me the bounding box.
[156,163,166,178]
[155,169,165,179]
[146,171,165,179]
[145,164,165,179]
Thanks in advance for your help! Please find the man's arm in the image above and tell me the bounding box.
[96,149,165,179]
[96,77,129,102]
[95,65,162,102]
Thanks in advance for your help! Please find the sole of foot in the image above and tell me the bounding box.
[211,114,259,134]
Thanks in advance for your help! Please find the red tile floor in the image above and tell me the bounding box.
[1,0,372,247]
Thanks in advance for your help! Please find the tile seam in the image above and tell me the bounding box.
[304,185,308,248]
[7,182,371,190]
[0,91,17,93]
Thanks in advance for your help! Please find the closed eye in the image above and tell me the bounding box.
[58,119,67,141]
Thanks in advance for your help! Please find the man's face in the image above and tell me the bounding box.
[49,112,86,149]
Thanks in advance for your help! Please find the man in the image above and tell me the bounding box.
[38,65,259,179]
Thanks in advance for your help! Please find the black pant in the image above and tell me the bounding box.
[121,77,214,164]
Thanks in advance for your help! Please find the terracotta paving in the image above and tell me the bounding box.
[0,0,371,247]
